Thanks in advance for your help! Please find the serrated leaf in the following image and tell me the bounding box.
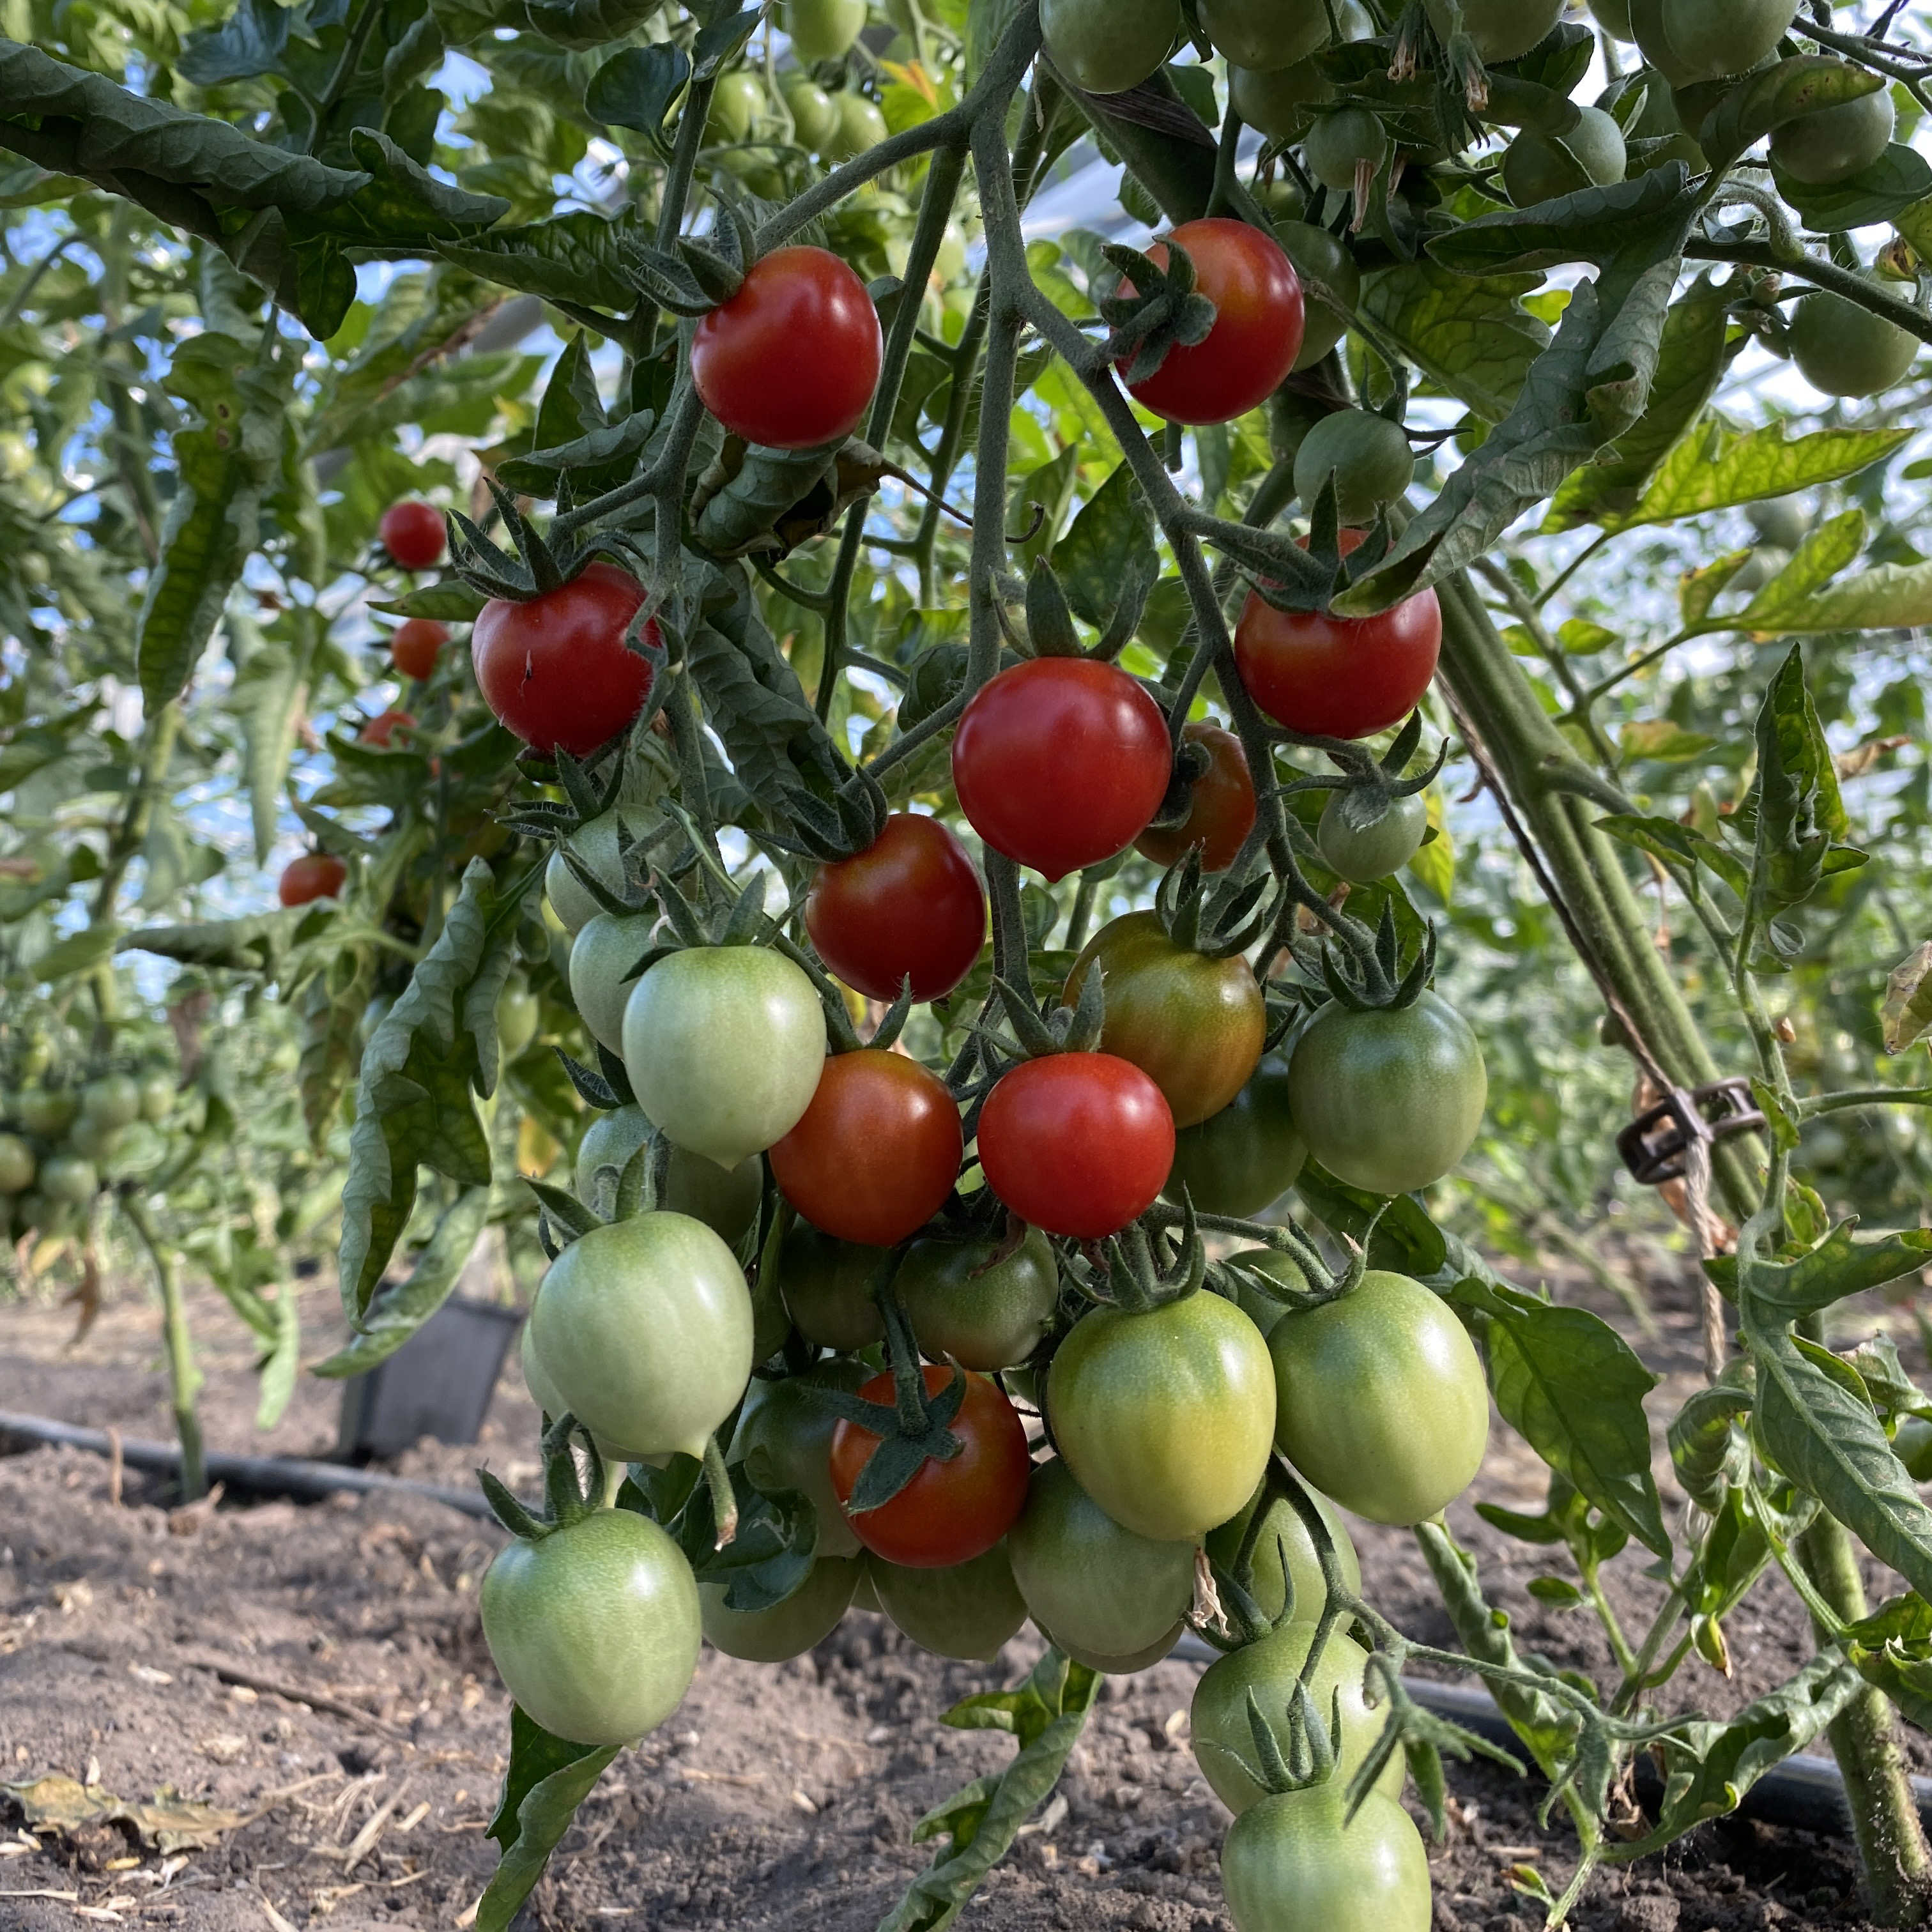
[1620,719,1715,763]
[178,0,292,86]
[1749,646,1847,918]
[1358,261,1551,424]
[1882,943,1932,1054]
[476,1707,620,1932]
[314,1184,492,1376]
[438,210,636,312]
[585,43,689,137]
[1733,560,1932,640]
[1595,813,1749,899]
[1052,462,1156,630]
[369,580,489,622]
[228,641,305,866]
[1429,165,1700,278]
[1706,1223,1932,1321]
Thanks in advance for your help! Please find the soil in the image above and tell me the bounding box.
[0,1241,1924,1932]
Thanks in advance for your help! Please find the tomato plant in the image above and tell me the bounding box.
[471,562,654,756]
[691,247,882,450]
[805,813,985,1001]
[951,658,1172,882]
[1038,0,1177,96]
[829,1365,1031,1567]
[977,1052,1175,1239]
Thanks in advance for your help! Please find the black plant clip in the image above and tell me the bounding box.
[1616,1078,1766,1186]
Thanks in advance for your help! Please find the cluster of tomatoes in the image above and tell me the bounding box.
[0,1066,176,1244]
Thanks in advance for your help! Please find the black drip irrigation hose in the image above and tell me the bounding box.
[6,1409,1922,1842]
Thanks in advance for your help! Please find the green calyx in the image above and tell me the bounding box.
[1095,236,1223,387]
[1154,842,1278,960]
[478,1411,609,1544]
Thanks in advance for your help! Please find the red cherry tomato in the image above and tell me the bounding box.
[951,659,1171,884]
[1234,530,1441,741]
[1135,721,1257,872]
[977,1053,1175,1240]
[769,1048,964,1248]
[378,499,446,571]
[278,854,346,906]
[471,562,655,757]
[806,815,986,1002]
[360,709,415,748]
[691,246,884,450]
[390,617,448,681]
[829,1365,1031,1568]
[1123,218,1304,426]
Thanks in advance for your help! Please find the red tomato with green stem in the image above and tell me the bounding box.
[1234,530,1441,740]
[769,1048,963,1248]
[279,854,346,906]
[829,1365,1031,1568]
[806,814,986,1002]
[471,562,655,757]
[951,659,1171,883]
[977,1053,1175,1239]
[1123,218,1304,426]
[1135,721,1257,871]
[390,618,448,681]
[378,498,445,570]
[692,246,883,450]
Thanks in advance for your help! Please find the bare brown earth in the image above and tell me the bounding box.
[0,1242,1921,1932]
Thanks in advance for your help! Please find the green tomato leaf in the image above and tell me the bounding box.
[477,1707,621,1932]
[1705,1223,1932,1319]
[437,210,639,313]
[1774,144,1932,237]
[519,0,668,47]
[178,0,293,86]
[1747,645,1849,919]
[227,640,307,867]
[1696,54,1886,170]
[1733,559,1932,639]
[1052,461,1155,630]
[585,43,691,139]
[1357,261,1550,424]
[1666,1380,1754,1514]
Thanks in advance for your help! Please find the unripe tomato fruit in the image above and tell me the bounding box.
[480,1509,701,1747]
[1275,221,1361,369]
[780,1224,887,1351]
[707,70,763,143]
[898,1225,1059,1371]
[1039,0,1177,95]
[782,0,866,62]
[871,1544,1029,1660]
[825,91,888,161]
[621,946,827,1169]
[1747,495,1809,550]
[770,1048,962,1247]
[951,659,1170,883]
[0,1134,35,1194]
[1220,1786,1432,1932]
[1008,1458,1196,1667]
[829,1365,1031,1568]
[389,617,447,680]
[1289,990,1486,1195]
[569,911,652,1055]
[1425,0,1563,61]
[701,1554,860,1662]
[693,247,881,450]
[138,1072,176,1123]
[1588,0,1634,36]
[1235,530,1441,740]
[781,77,841,151]
[1064,912,1266,1129]
[1770,83,1894,185]
[358,709,415,748]
[1293,409,1415,523]
[1230,59,1334,141]
[378,498,445,570]
[472,562,654,757]
[1221,1247,1310,1341]
[1269,1269,1491,1525]
[1503,103,1627,206]
[1203,1479,1361,1623]
[1197,0,1330,71]
[1047,1291,1275,1542]
[735,1361,870,1558]
[1135,722,1257,872]
[19,1089,77,1137]
[977,1052,1174,1240]
[1192,1620,1404,1814]
[495,975,540,1061]
[1303,107,1388,192]
[279,853,346,906]
[806,813,985,1002]
[576,1106,762,1245]
[1788,281,1920,399]
[1165,1058,1304,1218]
[1628,0,1795,87]
[1317,790,1429,883]
[546,808,641,935]
[528,1211,755,1460]
[81,1075,141,1130]
[40,1154,99,1207]
[1123,219,1304,426]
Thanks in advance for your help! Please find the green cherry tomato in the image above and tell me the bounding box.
[1269,1270,1490,1526]
[1193,1621,1404,1814]
[1203,1479,1361,1624]
[1288,991,1487,1195]
[81,1074,141,1130]
[137,1072,176,1123]
[871,1543,1029,1660]
[1424,0,1563,61]
[622,947,827,1170]
[1196,0,1331,72]
[529,1212,755,1460]
[898,1226,1059,1371]
[701,1555,860,1662]
[1292,410,1414,524]
[1040,0,1179,95]
[825,91,889,162]
[546,810,641,935]
[707,70,764,144]
[1629,0,1796,86]
[1221,1248,1311,1342]
[1501,104,1627,206]
[1316,790,1429,884]
[1588,0,1634,34]
[734,1361,870,1558]
[39,1154,97,1207]
[0,1134,34,1194]
[1164,1059,1305,1220]
[1048,1291,1276,1543]
[569,912,652,1055]
[574,1106,762,1246]
[1275,222,1360,369]
[1007,1459,1196,1666]
[783,0,867,62]
[480,1508,702,1748]
[1746,495,1810,549]
[1770,81,1894,186]
[1896,1414,1932,1483]
[496,975,540,1061]
[779,1223,887,1351]
[1230,59,1333,141]
[782,77,843,151]
[1064,912,1267,1130]
[1303,108,1388,192]
[67,1115,121,1167]
[1220,1785,1432,1932]
[1052,1623,1186,1674]
[19,1089,77,1138]
[1788,280,1920,399]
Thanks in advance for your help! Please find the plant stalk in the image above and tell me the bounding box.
[123,1196,205,1503]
